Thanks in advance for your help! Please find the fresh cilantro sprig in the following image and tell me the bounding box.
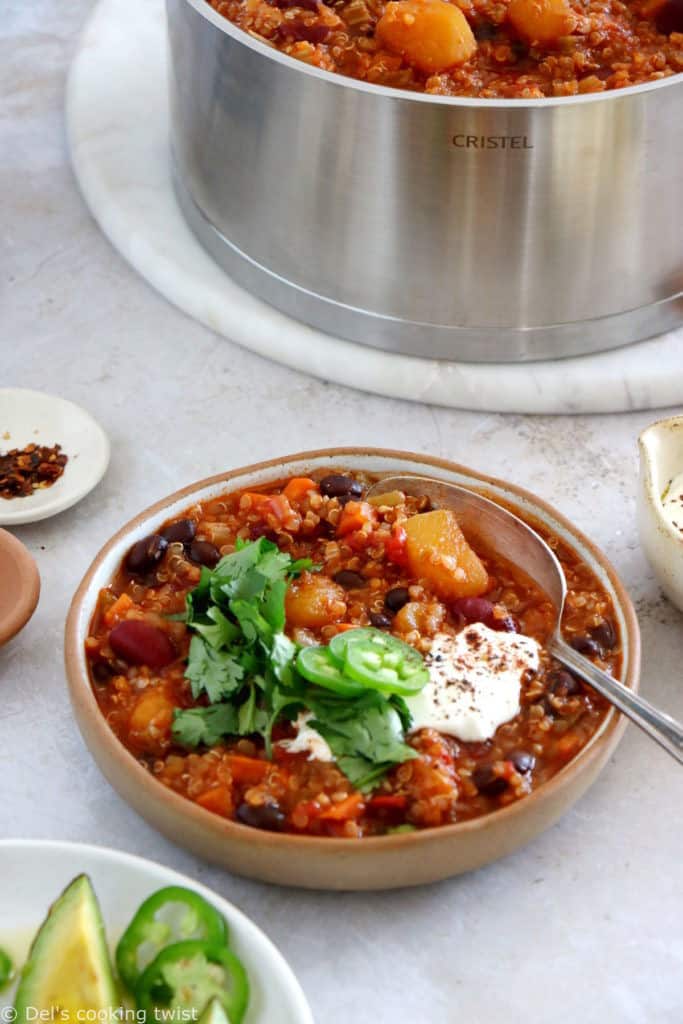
[172,537,311,754]
[172,537,419,791]
[305,691,417,792]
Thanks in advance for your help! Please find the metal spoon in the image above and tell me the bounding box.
[365,474,683,765]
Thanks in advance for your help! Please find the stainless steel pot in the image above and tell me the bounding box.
[167,0,683,362]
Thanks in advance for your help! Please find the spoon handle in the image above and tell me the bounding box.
[550,638,683,765]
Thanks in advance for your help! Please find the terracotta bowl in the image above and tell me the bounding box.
[65,449,640,890]
[0,529,40,646]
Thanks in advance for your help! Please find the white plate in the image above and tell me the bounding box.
[0,840,314,1024]
[0,389,110,525]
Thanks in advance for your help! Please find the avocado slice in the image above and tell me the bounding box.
[199,998,231,1024]
[14,875,119,1023]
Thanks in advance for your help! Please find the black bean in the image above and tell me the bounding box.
[370,611,392,630]
[188,539,221,568]
[125,533,168,575]
[547,669,582,697]
[472,765,508,797]
[384,586,410,613]
[591,619,616,650]
[570,634,602,658]
[333,570,366,590]
[319,474,363,501]
[236,801,286,832]
[92,662,116,684]
[656,0,683,33]
[473,19,497,39]
[510,750,536,774]
[161,518,197,545]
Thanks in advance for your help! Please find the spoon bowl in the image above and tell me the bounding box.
[367,473,683,765]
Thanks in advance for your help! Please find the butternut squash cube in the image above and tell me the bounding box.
[404,509,488,600]
[285,571,347,628]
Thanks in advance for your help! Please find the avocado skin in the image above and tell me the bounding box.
[14,874,119,1023]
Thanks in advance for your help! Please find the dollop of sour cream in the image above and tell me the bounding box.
[278,712,334,762]
[662,473,683,538]
[406,623,541,743]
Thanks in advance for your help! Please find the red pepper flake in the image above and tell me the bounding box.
[0,442,68,499]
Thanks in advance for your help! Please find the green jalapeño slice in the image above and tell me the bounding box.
[116,886,228,992]
[331,628,429,696]
[296,646,365,696]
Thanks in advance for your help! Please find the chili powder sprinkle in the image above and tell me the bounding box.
[0,443,68,499]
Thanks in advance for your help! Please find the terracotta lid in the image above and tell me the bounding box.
[0,529,40,646]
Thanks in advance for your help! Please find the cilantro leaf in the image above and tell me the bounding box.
[176,537,312,752]
[191,607,240,650]
[185,635,245,702]
[306,691,417,790]
[172,704,238,747]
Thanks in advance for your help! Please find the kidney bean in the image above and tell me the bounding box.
[384,586,410,613]
[274,0,319,9]
[319,474,363,501]
[109,620,176,668]
[276,20,330,42]
[547,669,582,696]
[370,611,392,629]
[472,765,508,797]
[333,570,366,590]
[510,750,536,774]
[189,539,221,568]
[236,801,286,832]
[161,519,197,546]
[570,634,602,658]
[591,619,616,650]
[494,615,519,633]
[125,534,168,575]
[452,597,518,632]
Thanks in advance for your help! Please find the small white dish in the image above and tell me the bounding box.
[0,839,314,1024]
[638,414,683,612]
[0,389,110,525]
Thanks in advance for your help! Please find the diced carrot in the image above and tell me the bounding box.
[242,492,293,524]
[331,623,358,634]
[226,754,270,784]
[104,593,134,627]
[196,786,233,817]
[320,792,365,821]
[337,501,376,537]
[283,477,318,503]
[368,794,407,811]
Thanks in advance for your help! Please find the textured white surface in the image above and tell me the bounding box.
[3,1,683,1022]
[65,0,683,415]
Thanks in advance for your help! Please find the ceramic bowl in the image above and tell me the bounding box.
[65,449,640,890]
[638,415,683,612]
[0,529,40,646]
[0,388,110,525]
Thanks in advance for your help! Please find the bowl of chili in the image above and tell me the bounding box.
[65,448,640,889]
